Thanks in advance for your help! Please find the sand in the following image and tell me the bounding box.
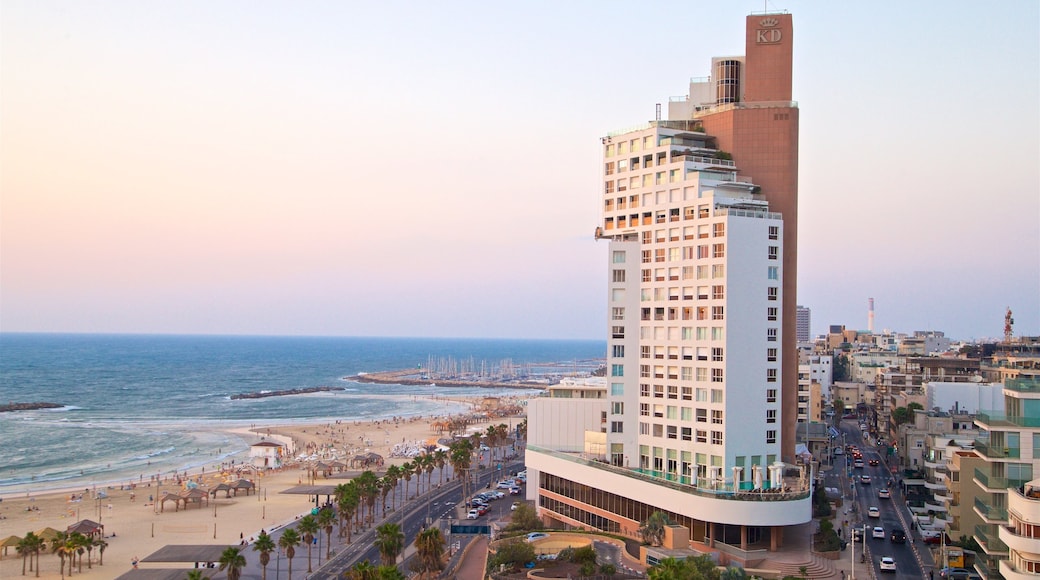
[0,396,526,579]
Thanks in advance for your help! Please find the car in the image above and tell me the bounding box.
[924,533,950,545]
[526,532,549,543]
[940,568,974,579]
[878,488,891,499]
[834,447,845,456]
[511,501,520,511]
[497,481,514,489]
[466,509,479,519]
[872,526,886,539]
[843,413,856,419]
[869,459,880,466]
[509,486,521,495]
[890,528,906,543]
[492,491,505,499]
[477,505,490,515]
[860,475,872,484]
[879,557,896,573]
[868,506,881,518]
[854,460,865,468]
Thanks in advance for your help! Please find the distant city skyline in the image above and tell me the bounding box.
[2,1,1037,341]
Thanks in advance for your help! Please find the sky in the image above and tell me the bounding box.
[2,1,1037,341]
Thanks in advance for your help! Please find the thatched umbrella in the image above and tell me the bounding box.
[66,519,104,539]
[34,527,61,545]
[0,535,22,559]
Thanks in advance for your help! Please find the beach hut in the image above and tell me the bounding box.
[209,482,235,498]
[34,527,61,546]
[249,440,286,470]
[67,519,105,539]
[0,535,21,559]
[232,479,255,496]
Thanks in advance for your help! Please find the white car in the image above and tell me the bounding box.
[511,501,520,511]
[466,509,480,519]
[872,526,886,539]
[868,506,880,518]
[525,532,549,542]
[879,557,896,572]
[878,488,891,499]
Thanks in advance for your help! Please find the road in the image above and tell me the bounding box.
[828,417,933,580]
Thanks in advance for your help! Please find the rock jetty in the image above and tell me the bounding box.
[230,386,345,400]
[0,402,64,412]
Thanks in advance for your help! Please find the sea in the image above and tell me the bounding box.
[0,333,605,497]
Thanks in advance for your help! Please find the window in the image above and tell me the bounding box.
[697,245,709,259]
[612,250,626,263]
[768,226,779,240]
[612,268,626,282]
[640,383,650,397]
[712,347,723,362]
[696,369,708,383]
[612,402,624,415]
[697,265,710,279]
[768,246,778,260]
[653,405,664,418]
[711,410,723,424]
[767,348,777,362]
[654,385,664,398]
[611,364,624,377]
[641,250,651,264]
[667,425,677,439]
[612,326,625,339]
[612,307,625,321]
[653,424,663,437]
[696,327,708,340]
[766,409,777,423]
[696,408,707,422]
[612,345,625,358]
[712,285,724,299]
[712,431,723,445]
[768,266,778,280]
[767,369,777,382]
[767,307,778,321]
[767,287,778,301]
[611,421,623,433]
[667,385,678,400]
[682,427,692,441]
[640,403,649,416]
[611,383,624,396]
[681,386,692,400]
[767,389,777,402]
[710,369,723,384]
[713,223,725,237]
[655,248,665,262]
[712,264,725,278]
[639,422,649,435]
[766,430,777,444]
[712,306,724,320]
[767,328,778,342]
[711,327,724,340]
[711,389,723,403]
[712,243,725,258]
[697,430,708,443]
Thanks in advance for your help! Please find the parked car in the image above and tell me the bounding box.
[872,526,886,539]
[878,488,891,499]
[477,505,490,516]
[466,509,479,519]
[497,481,514,489]
[879,557,896,573]
[526,532,549,542]
[511,501,520,511]
[509,486,521,495]
[868,506,880,518]
[923,533,951,545]
[890,528,906,543]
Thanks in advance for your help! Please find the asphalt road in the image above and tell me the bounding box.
[833,418,932,580]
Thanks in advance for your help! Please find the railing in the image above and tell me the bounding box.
[606,120,705,138]
[1005,378,1040,393]
[716,207,781,220]
[975,467,1031,491]
[974,524,1009,553]
[671,151,736,168]
[974,497,1008,521]
[976,412,1040,428]
[974,440,1021,459]
[527,445,809,502]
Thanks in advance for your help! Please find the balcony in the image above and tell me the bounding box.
[974,440,1022,459]
[1004,377,1040,394]
[974,524,1009,555]
[999,523,1040,556]
[974,497,1008,522]
[974,467,1028,492]
[976,412,1040,428]
[526,445,809,502]
[1000,559,1038,580]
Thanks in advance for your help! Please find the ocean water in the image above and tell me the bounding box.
[0,333,604,496]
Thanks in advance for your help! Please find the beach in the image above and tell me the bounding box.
[0,395,526,579]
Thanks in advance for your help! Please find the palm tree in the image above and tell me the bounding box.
[422,454,435,492]
[51,531,76,579]
[279,528,301,580]
[336,483,360,542]
[296,514,319,573]
[348,560,377,580]
[82,535,94,570]
[251,531,276,580]
[379,475,392,518]
[373,522,404,567]
[93,538,107,568]
[414,527,446,578]
[639,511,671,547]
[72,532,89,573]
[384,465,401,511]
[28,532,46,577]
[412,459,424,496]
[16,534,32,576]
[449,439,474,502]
[433,449,448,485]
[376,565,406,579]
[400,462,413,500]
[185,570,207,580]
[218,546,246,580]
[317,507,335,560]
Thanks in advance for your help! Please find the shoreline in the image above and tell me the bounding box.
[0,394,527,579]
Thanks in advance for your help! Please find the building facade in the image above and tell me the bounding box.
[796,306,811,343]
[526,12,809,562]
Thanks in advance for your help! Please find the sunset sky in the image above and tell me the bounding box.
[2,1,1037,340]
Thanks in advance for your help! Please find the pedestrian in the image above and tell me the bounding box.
[930,571,934,580]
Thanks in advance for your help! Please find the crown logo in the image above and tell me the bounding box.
[760,17,779,27]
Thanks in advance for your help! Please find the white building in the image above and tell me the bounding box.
[249,440,286,470]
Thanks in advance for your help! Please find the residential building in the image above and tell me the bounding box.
[971,378,1040,580]
[527,12,810,564]
[1000,478,1040,579]
[796,306,810,343]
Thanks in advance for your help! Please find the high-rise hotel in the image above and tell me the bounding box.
[526,13,808,559]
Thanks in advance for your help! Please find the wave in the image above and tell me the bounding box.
[133,446,176,460]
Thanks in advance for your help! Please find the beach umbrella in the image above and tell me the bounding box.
[34,527,61,544]
[0,535,22,559]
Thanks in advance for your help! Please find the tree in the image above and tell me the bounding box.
[297,514,319,573]
[218,547,247,580]
[487,539,535,571]
[892,407,913,426]
[16,533,32,576]
[413,527,446,577]
[400,462,414,500]
[374,522,404,567]
[93,537,108,568]
[376,565,406,580]
[833,398,846,418]
[639,511,671,546]
[433,449,448,485]
[813,482,832,517]
[505,503,540,531]
[908,402,924,412]
[252,531,276,580]
[833,354,850,382]
[51,531,77,580]
[385,465,402,511]
[348,560,377,580]
[278,528,301,580]
[318,507,336,560]
[648,555,721,580]
[337,482,360,542]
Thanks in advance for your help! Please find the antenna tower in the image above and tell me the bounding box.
[1004,307,1014,342]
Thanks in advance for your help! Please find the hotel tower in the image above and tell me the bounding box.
[526,13,808,561]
